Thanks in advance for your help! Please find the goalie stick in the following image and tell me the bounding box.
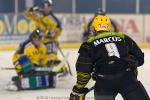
[58,47,73,76]
[1,53,70,72]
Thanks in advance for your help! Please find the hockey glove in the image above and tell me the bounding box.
[69,86,89,100]
[124,55,139,69]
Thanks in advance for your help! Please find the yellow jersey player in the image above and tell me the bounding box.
[41,0,62,66]
[24,4,68,77]
[24,4,61,63]
[6,29,56,91]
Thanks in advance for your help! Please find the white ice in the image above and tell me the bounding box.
[0,49,150,100]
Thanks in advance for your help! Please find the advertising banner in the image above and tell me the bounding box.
[0,14,35,44]
[0,14,149,45]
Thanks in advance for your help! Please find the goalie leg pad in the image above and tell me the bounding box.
[48,72,57,88]
[12,72,57,90]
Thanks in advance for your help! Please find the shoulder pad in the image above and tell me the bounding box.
[78,42,91,54]
[41,43,47,49]
[17,40,32,53]
[87,32,125,43]
[24,42,32,48]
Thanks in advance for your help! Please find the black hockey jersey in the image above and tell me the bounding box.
[74,31,144,89]
[76,32,144,75]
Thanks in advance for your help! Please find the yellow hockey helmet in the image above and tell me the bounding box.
[92,15,112,32]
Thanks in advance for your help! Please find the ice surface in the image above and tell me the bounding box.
[0,49,150,100]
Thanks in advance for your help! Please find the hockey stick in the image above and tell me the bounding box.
[1,67,16,70]
[58,47,73,76]
[1,53,70,72]
[1,67,53,72]
[1,67,53,71]
[78,86,94,100]
[85,86,94,95]
[88,86,94,93]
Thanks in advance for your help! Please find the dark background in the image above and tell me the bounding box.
[0,0,149,14]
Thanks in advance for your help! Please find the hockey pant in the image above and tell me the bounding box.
[94,71,150,100]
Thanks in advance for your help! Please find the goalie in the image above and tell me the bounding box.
[6,29,56,91]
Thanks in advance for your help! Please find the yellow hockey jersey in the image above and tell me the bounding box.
[24,9,61,43]
[12,40,48,66]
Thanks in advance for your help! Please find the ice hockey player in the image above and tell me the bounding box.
[6,29,56,91]
[69,15,150,100]
[82,8,118,41]
[24,4,68,77]
[40,0,63,67]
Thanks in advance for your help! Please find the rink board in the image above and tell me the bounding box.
[0,43,150,51]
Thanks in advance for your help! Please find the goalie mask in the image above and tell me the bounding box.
[29,29,41,40]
